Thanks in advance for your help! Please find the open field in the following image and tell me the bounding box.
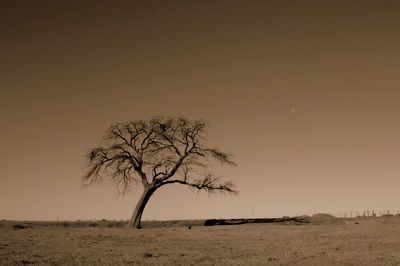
[1,217,400,265]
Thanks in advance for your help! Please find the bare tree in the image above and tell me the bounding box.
[83,116,237,229]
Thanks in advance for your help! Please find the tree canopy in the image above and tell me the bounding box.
[83,116,237,228]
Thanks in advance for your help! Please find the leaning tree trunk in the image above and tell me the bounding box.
[127,185,156,229]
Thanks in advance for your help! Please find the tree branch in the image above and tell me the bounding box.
[159,174,237,195]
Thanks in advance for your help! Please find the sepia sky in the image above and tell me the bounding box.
[1,0,400,221]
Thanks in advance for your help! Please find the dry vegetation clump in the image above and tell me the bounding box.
[12,223,34,230]
[204,216,311,226]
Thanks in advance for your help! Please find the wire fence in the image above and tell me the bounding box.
[330,210,400,219]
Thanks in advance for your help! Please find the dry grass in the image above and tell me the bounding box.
[1,217,400,265]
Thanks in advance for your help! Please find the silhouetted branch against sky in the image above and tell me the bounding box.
[83,116,237,195]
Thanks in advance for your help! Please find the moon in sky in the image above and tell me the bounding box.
[290,108,297,113]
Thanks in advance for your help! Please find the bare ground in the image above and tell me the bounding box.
[1,217,400,265]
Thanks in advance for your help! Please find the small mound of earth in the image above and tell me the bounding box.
[310,213,343,225]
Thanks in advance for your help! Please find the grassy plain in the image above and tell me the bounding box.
[1,217,400,265]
